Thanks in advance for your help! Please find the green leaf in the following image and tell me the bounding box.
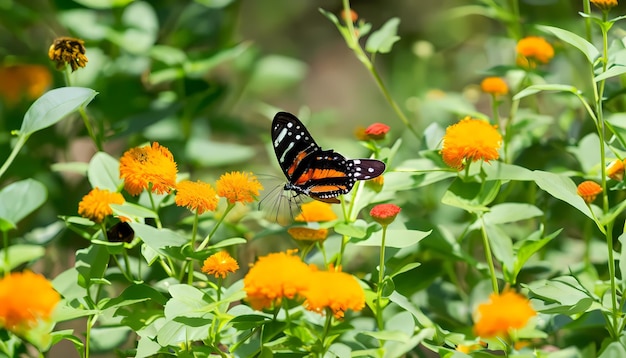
[390,262,421,278]
[354,229,431,248]
[334,220,368,238]
[441,179,501,213]
[532,170,592,219]
[72,0,133,9]
[185,138,255,167]
[482,162,533,181]
[484,224,514,266]
[0,245,45,273]
[88,152,122,191]
[131,223,187,255]
[90,326,132,352]
[595,65,626,82]
[110,203,158,221]
[365,17,401,54]
[508,229,560,284]
[538,25,600,64]
[20,87,97,136]
[481,203,543,225]
[76,244,110,289]
[102,284,168,311]
[0,179,47,231]
[525,276,597,315]
[599,341,626,358]
[514,84,578,100]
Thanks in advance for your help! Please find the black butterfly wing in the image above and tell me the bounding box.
[272,112,321,182]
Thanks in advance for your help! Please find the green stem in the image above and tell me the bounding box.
[583,0,592,42]
[147,188,163,229]
[197,203,235,251]
[340,0,420,139]
[320,308,334,353]
[480,216,499,294]
[85,314,96,358]
[375,225,388,335]
[0,134,28,180]
[507,0,522,40]
[2,230,8,276]
[78,106,102,151]
[184,210,200,284]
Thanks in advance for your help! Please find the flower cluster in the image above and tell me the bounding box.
[440,117,502,170]
[202,251,239,279]
[175,180,218,215]
[243,250,365,319]
[480,77,508,96]
[473,290,536,339]
[216,171,263,204]
[516,36,554,68]
[0,271,60,334]
[78,187,125,223]
[119,142,178,196]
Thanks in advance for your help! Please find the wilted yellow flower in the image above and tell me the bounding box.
[119,142,178,196]
[577,181,602,204]
[216,171,263,204]
[0,271,60,334]
[480,77,508,96]
[78,187,125,223]
[302,267,365,319]
[48,37,88,72]
[473,291,536,339]
[516,36,554,65]
[243,250,313,310]
[202,251,239,279]
[441,117,502,170]
[175,180,218,214]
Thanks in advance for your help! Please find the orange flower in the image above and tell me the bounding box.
[175,180,218,215]
[78,187,125,223]
[516,36,554,65]
[295,201,337,222]
[364,123,390,140]
[473,291,536,339]
[607,159,625,181]
[216,171,263,204]
[48,37,88,72]
[0,65,51,105]
[243,250,314,310]
[287,227,329,241]
[119,142,178,196]
[577,181,602,204]
[441,117,502,170]
[202,251,239,279]
[370,203,401,226]
[0,271,60,334]
[341,8,358,22]
[366,174,384,192]
[302,268,365,319]
[591,0,618,10]
[480,77,508,96]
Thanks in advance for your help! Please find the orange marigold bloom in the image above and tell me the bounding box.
[202,251,239,279]
[216,171,263,204]
[119,142,178,196]
[591,0,618,10]
[441,117,502,170]
[0,65,51,105]
[48,37,88,72]
[516,36,554,65]
[175,180,218,215]
[302,268,365,319]
[287,227,329,241]
[0,271,60,334]
[243,250,314,310]
[607,159,625,181]
[364,123,390,140]
[295,201,337,222]
[480,77,508,96]
[370,203,401,226]
[473,291,536,339]
[577,181,602,204]
[78,187,125,223]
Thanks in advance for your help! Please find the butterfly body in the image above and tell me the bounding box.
[272,112,386,204]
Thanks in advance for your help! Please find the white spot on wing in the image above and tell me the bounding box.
[274,128,287,147]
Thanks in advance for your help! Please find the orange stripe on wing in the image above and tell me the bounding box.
[287,151,309,176]
[309,184,347,194]
[294,168,347,185]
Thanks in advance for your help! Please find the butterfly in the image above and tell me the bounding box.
[271,111,386,205]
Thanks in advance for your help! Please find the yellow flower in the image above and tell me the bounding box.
[243,250,313,310]
[480,77,508,96]
[0,65,51,105]
[516,36,554,65]
[591,0,617,10]
[295,201,337,222]
[202,251,239,279]
[302,267,365,319]
[440,117,502,170]
[287,227,329,241]
[366,174,384,192]
[0,271,60,334]
[607,159,624,181]
[577,181,602,204]
[48,37,88,72]
[473,291,536,339]
[175,180,218,214]
[78,187,125,223]
[216,171,263,204]
[119,142,178,196]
